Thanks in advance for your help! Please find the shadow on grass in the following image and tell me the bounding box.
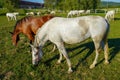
[74,38,120,70]
[96,38,120,66]
[114,18,120,20]
[43,38,120,70]
[107,38,120,62]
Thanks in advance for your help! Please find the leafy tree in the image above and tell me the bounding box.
[92,0,100,12]
[0,0,19,11]
[0,1,4,8]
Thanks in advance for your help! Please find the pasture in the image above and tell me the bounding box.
[0,12,120,80]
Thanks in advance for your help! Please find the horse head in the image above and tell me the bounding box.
[9,31,20,46]
[30,44,43,66]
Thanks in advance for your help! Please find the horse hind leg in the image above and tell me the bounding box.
[103,36,109,64]
[90,36,102,69]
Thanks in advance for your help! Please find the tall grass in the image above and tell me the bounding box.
[0,13,120,80]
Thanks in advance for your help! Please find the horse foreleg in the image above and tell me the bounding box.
[27,34,34,52]
[90,48,99,69]
[27,33,34,43]
[56,42,73,73]
[7,16,10,21]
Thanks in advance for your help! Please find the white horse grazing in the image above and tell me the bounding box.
[26,12,34,16]
[67,10,79,17]
[78,10,85,15]
[105,10,115,21]
[6,13,17,21]
[31,16,110,73]
[37,12,41,16]
[85,10,90,14]
[50,11,56,15]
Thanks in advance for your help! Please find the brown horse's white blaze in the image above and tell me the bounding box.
[31,16,110,73]
[10,15,54,46]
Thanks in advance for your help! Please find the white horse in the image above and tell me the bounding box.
[105,10,115,21]
[26,12,34,16]
[37,12,41,16]
[31,16,110,73]
[50,11,56,15]
[78,10,85,15]
[6,13,17,21]
[85,10,90,14]
[67,10,79,17]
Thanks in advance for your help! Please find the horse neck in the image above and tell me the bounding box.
[12,26,21,45]
[41,15,53,22]
[34,25,48,47]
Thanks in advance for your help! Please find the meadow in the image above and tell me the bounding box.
[0,12,120,80]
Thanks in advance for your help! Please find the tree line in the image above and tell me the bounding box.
[0,0,100,12]
[44,0,100,11]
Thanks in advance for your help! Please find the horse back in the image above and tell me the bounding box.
[37,16,109,44]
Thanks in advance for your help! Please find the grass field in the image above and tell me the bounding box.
[0,13,120,80]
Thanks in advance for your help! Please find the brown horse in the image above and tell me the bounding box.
[10,15,54,46]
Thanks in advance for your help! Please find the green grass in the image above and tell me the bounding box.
[0,13,120,80]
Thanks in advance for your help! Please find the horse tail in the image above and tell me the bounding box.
[101,18,110,49]
[105,14,109,22]
[105,18,110,35]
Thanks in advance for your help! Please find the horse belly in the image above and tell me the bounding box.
[62,31,90,44]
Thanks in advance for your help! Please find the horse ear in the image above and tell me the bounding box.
[9,32,13,34]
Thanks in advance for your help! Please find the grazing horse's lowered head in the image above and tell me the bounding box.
[10,15,54,46]
[31,16,110,73]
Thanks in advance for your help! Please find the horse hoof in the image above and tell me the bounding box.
[68,68,73,74]
[68,70,73,74]
[56,60,61,64]
[104,61,109,65]
[89,65,95,69]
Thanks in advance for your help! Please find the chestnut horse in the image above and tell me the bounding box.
[10,15,54,46]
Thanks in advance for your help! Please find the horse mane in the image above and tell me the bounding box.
[14,16,33,30]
